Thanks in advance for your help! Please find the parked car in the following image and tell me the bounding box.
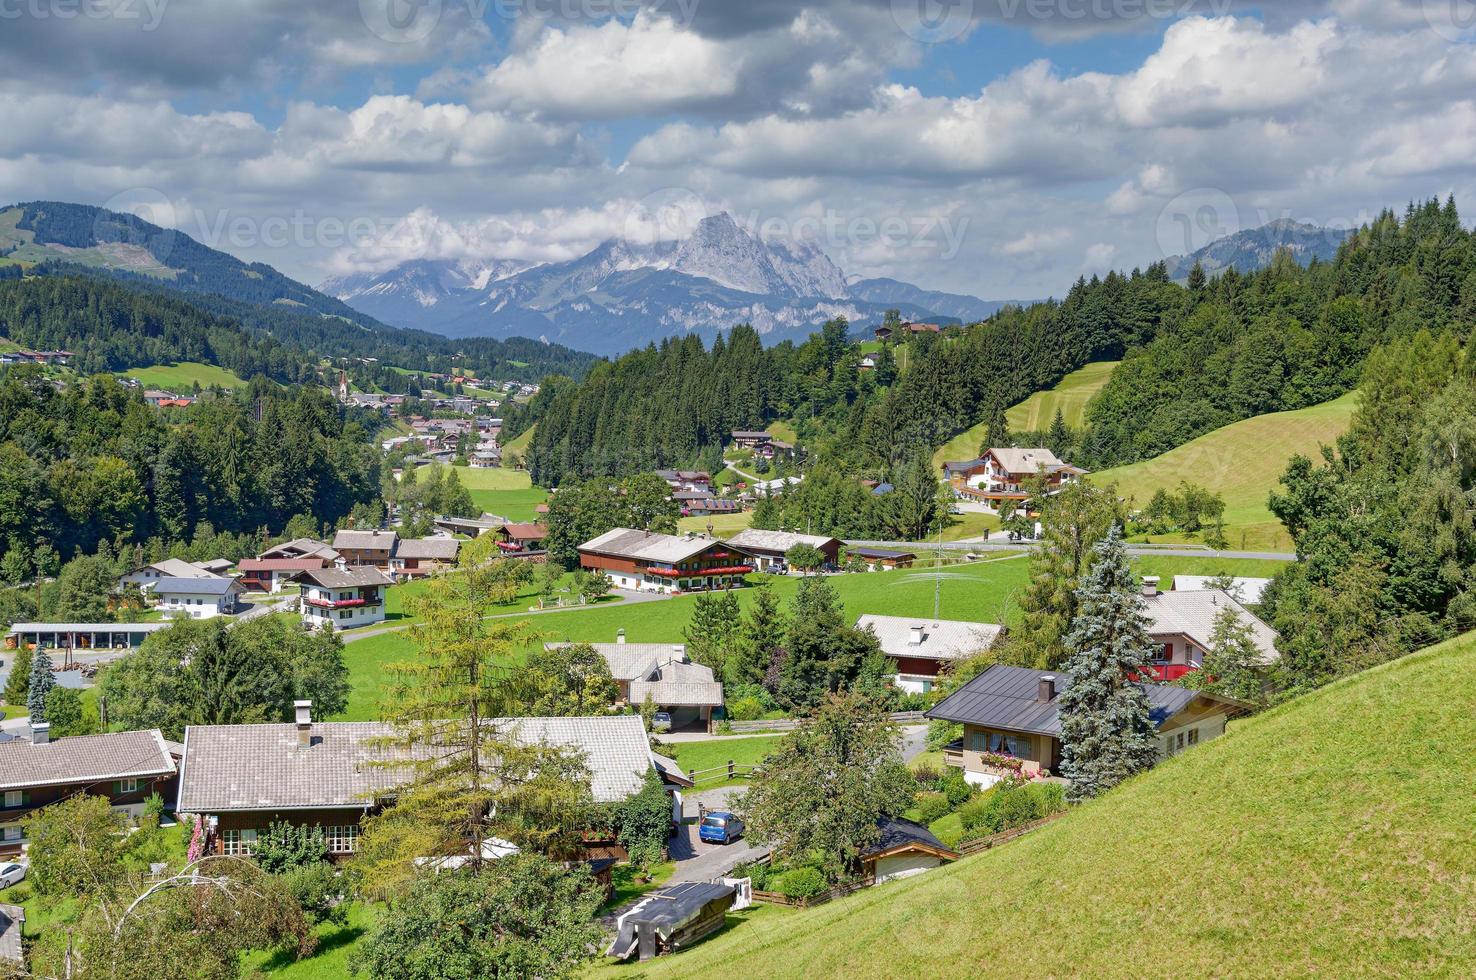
[699,811,744,845]
[0,862,26,889]
[651,711,673,732]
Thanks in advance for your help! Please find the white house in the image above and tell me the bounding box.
[856,614,1003,694]
[152,576,245,619]
[297,567,392,630]
[119,557,225,592]
[1140,577,1279,682]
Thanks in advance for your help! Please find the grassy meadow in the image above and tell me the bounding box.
[122,361,247,391]
[1093,392,1358,552]
[450,465,548,521]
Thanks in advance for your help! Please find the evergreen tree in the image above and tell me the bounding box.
[979,398,1011,454]
[684,591,742,676]
[1186,260,1207,292]
[1185,602,1266,705]
[28,645,56,722]
[4,645,33,706]
[1046,407,1071,458]
[1057,526,1160,802]
[730,582,786,686]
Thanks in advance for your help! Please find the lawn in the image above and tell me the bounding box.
[658,735,787,786]
[501,425,535,462]
[932,360,1119,468]
[1093,391,1358,552]
[441,465,548,520]
[621,628,1476,977]
[243,902,378,979]
[938,510,1000,543]
[677,510,753,537]
[764,421,799,444]
[122,361,247,391]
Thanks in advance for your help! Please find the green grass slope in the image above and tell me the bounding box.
[933,361,1119,468]
[615,630,1476,978]
[1093,391,1357,552]
[122,361,247,390]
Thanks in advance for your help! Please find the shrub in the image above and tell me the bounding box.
[726,696,766,721]
[959,782,1067,838]
[733,860,771,890]
[726,683,776,712]
[913,791,952,825]
[894,692,928,712]
[284,862,347,926]
[941,770,975,807]
[254,819,328,874]
[777,866,825,900]
[910,763,942,789]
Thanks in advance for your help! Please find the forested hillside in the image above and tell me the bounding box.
[0,367,380,576]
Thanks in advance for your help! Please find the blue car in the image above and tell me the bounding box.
[699,811,744,845]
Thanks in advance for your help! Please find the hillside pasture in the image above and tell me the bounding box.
[122,361,247,391]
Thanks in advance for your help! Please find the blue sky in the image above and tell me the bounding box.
[0,0,1472,298]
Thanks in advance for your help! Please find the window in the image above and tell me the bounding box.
[221,828,258,856]
[2,826,21,842]
[1187,728,1199,746]
[969,731,1030,757]
[325,824,360,854]
[339,610,351,620]
[2,791,22,809]
[117,778,140,794]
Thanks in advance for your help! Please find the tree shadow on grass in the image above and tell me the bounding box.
[255,921,367,971]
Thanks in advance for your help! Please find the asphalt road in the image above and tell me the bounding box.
[843,538,1296,561]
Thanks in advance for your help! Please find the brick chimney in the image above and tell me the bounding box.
[295,700,313,746]
[31,721,50,745]
[1141,576,1160,597]
[1038,675,1056,702]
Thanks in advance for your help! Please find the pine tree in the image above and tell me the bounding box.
[4,645,32,705]
[1046,407,1070,458]
[28,645,56,722]
[979,397,1011,454]
[1057,525,1160,802]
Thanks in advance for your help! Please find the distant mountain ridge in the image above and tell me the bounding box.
[322,212,1013,356]
[1164,218,1351,281]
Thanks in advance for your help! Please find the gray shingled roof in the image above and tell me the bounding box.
[857,614,1002,662]
[152,576,242,596]
[1143,589,1280,665]
[926,664,1223,735]
[863,816,959,859]
[579,528,736,565]
[297,567,393,589]
[0,729,176,792]
[726,529,839,555]
[332,529,398,551]
[629,660,724,708]
[263,537,340,561]
[178,715,660,811]
[394,537,461,561]
[545,642,689,682]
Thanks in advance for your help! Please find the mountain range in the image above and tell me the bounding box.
[322,212,1023,356]
[1164,218,1351,281]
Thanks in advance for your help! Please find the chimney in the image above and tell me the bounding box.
[1142,576,1160,597]
[909,625,925,646]
[616,628,626,644]
[1038,675,1056,702]
[295,700,313,746]
[31,722,50,745]
[673,644,687,662]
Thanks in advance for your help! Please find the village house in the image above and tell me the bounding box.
[942,447,1087,510]
[7,621,169,653]
[545,635,724,732]
[729,430,772,451]
[578,528,755,594]
[926,665,1250,787]
[332,529,398,569]
[236,556,329,593]
[176,708,689,859]
[655,470,713,493]
[390,537,461,577]
[857,615,1003,694]
[153,576,246,619]
[847,546,916,570]
[1,726,180,856]
[725,529,842,573]
[490,522,549,554]
[297,567,391,629]
[119,556,227,592]
[259,537,341,564]
[683,496,742,518]
[1140,577,1279,681]
[874,322,939,342]
[1171,575,1272,605]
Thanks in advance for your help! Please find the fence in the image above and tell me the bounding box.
[751,879,871,908]
[686,762,763,786]
[724,711,925,735]
[956,811,1069,856]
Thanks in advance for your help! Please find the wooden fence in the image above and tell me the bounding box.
[751,879,871,909]
[956,811,1069,856]
[686,762,763,786]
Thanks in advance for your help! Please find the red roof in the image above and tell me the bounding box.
[237,557,328,572]
[498,523,548,541]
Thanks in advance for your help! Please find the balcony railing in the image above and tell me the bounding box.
[646,564,755,579]
[303,595,377,609]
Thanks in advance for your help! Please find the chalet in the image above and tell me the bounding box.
[927,664,1250,787]
[1140,578,1279,682]
[391,537,461,577]
[1172,575,1272,605]
[729,430,771,450]
[470,448,501,468]
[859,354,877,371]
[259,537,340,564]
[298,567,391,630]
[861,817,959,884]
[195,558,234,576]
[683,497,741,518]
[875,322,939,342]
[237,556,329,593]
[655,470,712,492]
[755,438,795,461]
[1,727,179,856]
[578,528,755,594]
[177,708,687,859]
[332,529,398,569]
[942,447,1087,510]
[725,529,841,573]
[857,615,1003,694]
[545,635,724,731]
[491,523,549,554]
[433,514,506,537]
[119,557,227,591]
[153,576,245,619]
[847,547,916,570]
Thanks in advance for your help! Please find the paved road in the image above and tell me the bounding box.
[843,538,1296,562]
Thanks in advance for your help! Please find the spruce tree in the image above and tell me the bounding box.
[1047,407,1070,458]
[28,645,56,722]
[1057,525,1160,802]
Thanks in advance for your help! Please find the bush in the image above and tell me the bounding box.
[284,862,347,926]
[726,696,766,721]
[733,860,771,890]
[913,791,952,825]
[726,683,776,712]
[940,770,974,808]
[959,782,1067,838]
[777,866,825,900]
[254,819,328,874]
[894,692,928,712]
[910,763,942,790]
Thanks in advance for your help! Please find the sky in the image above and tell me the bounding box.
[3,0,1475,300]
